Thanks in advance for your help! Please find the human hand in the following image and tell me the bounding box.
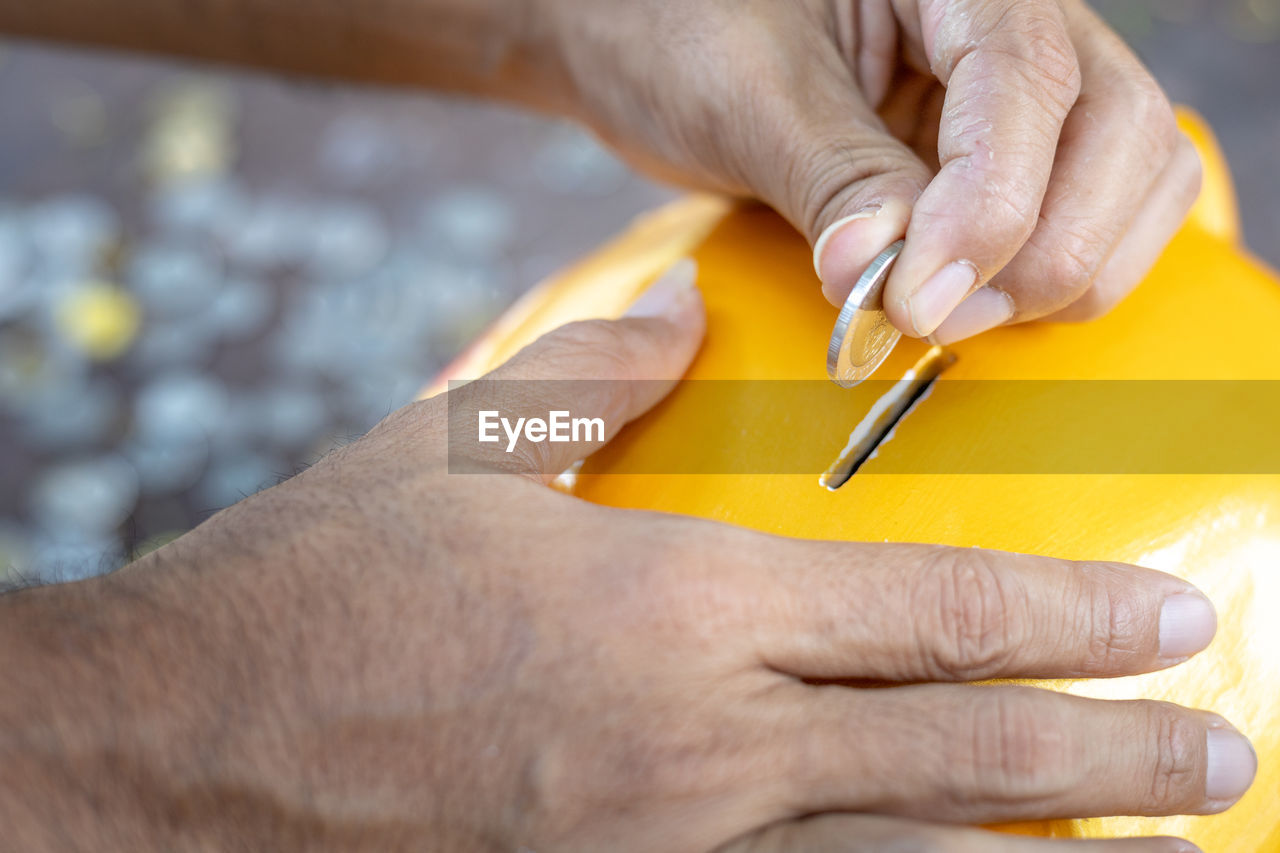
[11,262,1251,851]
[538,0,1201,343]
[0,0,1195,346]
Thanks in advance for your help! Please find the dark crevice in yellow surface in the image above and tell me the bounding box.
[821,346,957,490]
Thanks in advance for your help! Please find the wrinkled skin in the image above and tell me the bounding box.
[0,268,1251,851]
[542,0,1202,342]
[0,3,1233,848]
[0,0,1198,341]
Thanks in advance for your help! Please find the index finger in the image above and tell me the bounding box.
[747,540,1216,682]
[882,0,1082,338]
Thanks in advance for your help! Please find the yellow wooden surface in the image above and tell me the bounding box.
[430,112,1280,848]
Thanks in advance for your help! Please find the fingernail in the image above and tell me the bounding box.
[930,286,1014,344]
[1158,591,1217,659]
[1205,727,1257,802]
[812,207,881,281]
[906,261,979,336]
[626,258,698,318]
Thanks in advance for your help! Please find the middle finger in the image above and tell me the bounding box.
[776,683,1256,823]
[933,2,1180,342]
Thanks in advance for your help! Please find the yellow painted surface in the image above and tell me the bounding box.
[431,111,1280,848]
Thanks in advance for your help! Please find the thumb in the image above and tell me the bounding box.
[768,84,931,308]
[449,258,705,482]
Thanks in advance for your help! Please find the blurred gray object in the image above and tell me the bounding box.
[134,372,229,443]
[0,0,1276,581]
[29,455,138,537]
[128,242,223,317]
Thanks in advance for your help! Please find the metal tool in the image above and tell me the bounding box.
[826,239,904,388]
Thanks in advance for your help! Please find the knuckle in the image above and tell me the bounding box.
[528,320,643,420]
[1074,564,1146,673]
[1126,77,1178,159]
[966,688,1072,798]
[1009,218,1113,318]
[988,5,1082,113]
[787,133,920,241]
[1043,228,1104,298]
[917,549,1028,680]
[544,319,638,374]
[1141,701,1204,813]
[963,166,1044,247]
[506,432,559,477]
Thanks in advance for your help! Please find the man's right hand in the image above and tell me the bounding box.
[0,263,1254,851]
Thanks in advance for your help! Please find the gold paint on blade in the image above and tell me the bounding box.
[821,345,957,490]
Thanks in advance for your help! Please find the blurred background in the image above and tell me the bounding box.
[1,0,1277,584]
